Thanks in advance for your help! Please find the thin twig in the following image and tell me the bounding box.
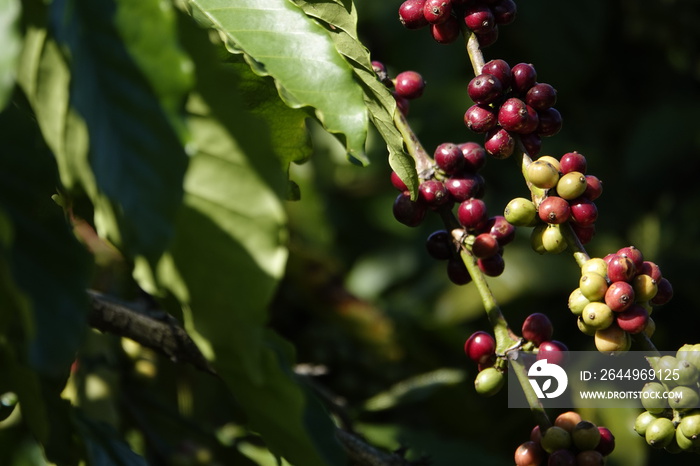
[86,290,217,376]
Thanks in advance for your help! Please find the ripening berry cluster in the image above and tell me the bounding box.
[568,247,673,353]
[391,140,517,284]
[522,312,568,366]
[465,60,563,159]
[504,152,603,253]
[463,314,567,399]
[398,0,516,46]
[515,411,615,466]
[634,348,700,454]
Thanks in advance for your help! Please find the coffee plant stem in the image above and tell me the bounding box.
[632,333,660,355]
[457,246,519,350]
[464,32,485,76]
[393,108,433,177]
[559,222,591,268]
[509,353,552,430]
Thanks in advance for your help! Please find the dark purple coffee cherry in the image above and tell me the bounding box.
[491,0,517,25]
[596,426,615,456]
[467,73,503,105]
[390,171,408,191]
[498,98,538,134]
[485,215,516,245]
[434,142,465,174]
[583,175,603,200]
[418,179,449,206]
[522,312,554,345]
[511,63,537,94]
[399,0,429,29]
[445,173,484,201]
[464,104,498,133]
[447,256,472,285]
[569,197,598,226]
[475,25,499,48]
[464,330,497,365]
[472,233,499,258]
[537,340,568,365]
[423,0,451,24]
[650,277,673,305]
[458,198,488,230]
[393,192,426,227]
[463,5,495,34]
[426,230,453,260]
[394,71,426,100]
[459,142,487,172]
[525,82,557,110]
[571,223,596,245]
[431,16,461,44]
[481,59,512,89]
[536,107,563,137]
[478,253,505,276]
[520,132,542,157]
[616,304,649,334]
[394,93,410,116]
[484,127,515,159]
[538,196,571,224]
[559,151,587,174]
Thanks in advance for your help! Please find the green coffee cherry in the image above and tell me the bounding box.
[654,355,681,389]
[645,417,675,448]
[571,421,601,451]
[541,224,567,253]
[530,224,547,254]
[634,411,659,436]
[669,386,700,412]
[581,257,608,277]
[504,197,538,227]
[577,317,597,336]
[641,382,670,414]
[474,367,504,397]
[679,410,700,439]
[568,288,590,316]
[594,324,631,353]
[527,159,560,189]
[676,427,696,451]
[579,272,608,302]
[676,344,700,372]
[582,302,614,330]
[556,171,587,200]
[540,426,572,453]
[675,360,699,386]
[633,274,658,302]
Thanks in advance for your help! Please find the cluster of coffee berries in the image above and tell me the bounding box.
[515,412,615,465]
[464,60,563,159]
[464,330,505,396]
[503,152,602,252]
[372,61,426,117]
[398,0,516,46]
[522,313,569,365]
[392,140,517,283]
[634,348,700,453]
[568,247,673,352]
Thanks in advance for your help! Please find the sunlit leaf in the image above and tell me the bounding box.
[0,0,21,110]
[187,0,368,164]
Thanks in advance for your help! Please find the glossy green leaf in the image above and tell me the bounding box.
[187,0,368,164]
[132,17,345,464]
[0,0,21,110]
[291,0,418,194]
[49,0,191,264]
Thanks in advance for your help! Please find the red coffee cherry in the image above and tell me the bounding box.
[522,312,554,345]
[464,330,496,365]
